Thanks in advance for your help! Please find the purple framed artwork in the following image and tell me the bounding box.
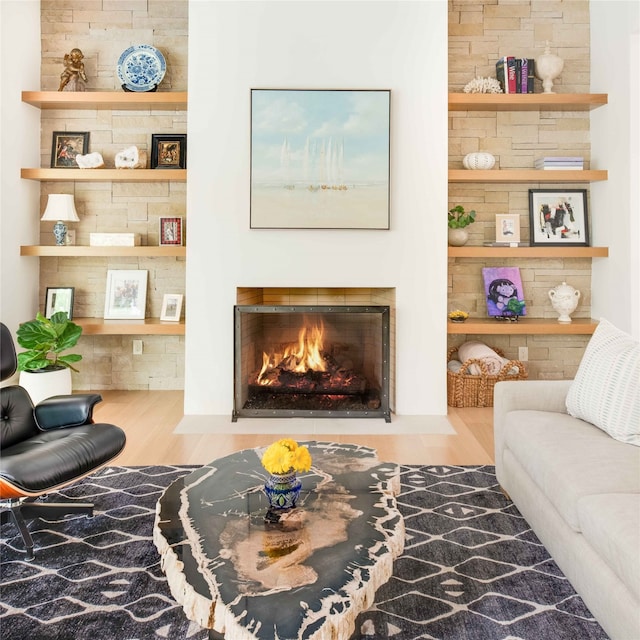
[482,267,527,318]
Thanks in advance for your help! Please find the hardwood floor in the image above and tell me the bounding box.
[93,390,495,466]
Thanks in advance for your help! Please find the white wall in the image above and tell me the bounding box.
[590,0,640,338]
[0,1,41,345]
[185,1,448,416]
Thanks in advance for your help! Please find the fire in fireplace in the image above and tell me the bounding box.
[234,306,390,421]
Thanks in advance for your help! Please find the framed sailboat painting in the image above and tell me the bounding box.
[250,89,391,229]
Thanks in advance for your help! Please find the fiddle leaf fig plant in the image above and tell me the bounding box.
[16,311,83,372]
[448,205,477,229]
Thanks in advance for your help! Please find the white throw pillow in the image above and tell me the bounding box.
[566,318,639,446]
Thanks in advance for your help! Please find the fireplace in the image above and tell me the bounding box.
[233,305,390,421]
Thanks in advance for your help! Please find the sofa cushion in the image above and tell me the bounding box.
[503,409,640,531]
[566,318,640,446]
[578,493,640,602]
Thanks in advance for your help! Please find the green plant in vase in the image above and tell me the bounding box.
[17,311,83,372]
[448,205,476,246]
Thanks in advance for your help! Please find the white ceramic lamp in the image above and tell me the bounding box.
[41,194,79,245]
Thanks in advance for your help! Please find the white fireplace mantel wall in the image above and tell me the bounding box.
[185,1,448,416]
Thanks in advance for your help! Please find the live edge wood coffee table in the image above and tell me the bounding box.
[154,442,404,640]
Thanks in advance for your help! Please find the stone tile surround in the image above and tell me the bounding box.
[448,0,593,379]
[36,0,594,389]
[40,0,187,391]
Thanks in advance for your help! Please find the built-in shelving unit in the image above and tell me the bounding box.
[22,90,187,110]
[21,168,187,182]
[20,246,186,257]
[448,246,608,258]
[448,93,608,111]
[448,318,598,335]
[447,92,608,337]
[449,169,607,183]
[22,90,188,338]
[74,317,185,336]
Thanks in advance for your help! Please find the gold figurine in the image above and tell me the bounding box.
[58,48,87,92]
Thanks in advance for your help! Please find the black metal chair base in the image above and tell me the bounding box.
[1,498,94,561]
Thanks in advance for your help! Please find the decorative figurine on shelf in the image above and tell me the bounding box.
[75,152,105,169]
[58,48,87,92]
[535,41,564,94]
[115,146,148,169]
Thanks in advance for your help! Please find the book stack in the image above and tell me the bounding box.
[496,57,535,93]
[534,156,584,170]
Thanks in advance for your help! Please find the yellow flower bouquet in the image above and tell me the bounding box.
[261,438,312,475]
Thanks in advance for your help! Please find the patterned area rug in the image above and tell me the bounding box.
[0,465,609,640]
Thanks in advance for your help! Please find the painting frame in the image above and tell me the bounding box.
[103,269,148,320]
[250,88,391,230]
[495,214,521,243]
[45,286,75,320]
[51,131,90,168]
[160,293,183,322]
[482,266,527,319]
[159,216,183,246]
[151,134,187,169]
[528,189,589,247]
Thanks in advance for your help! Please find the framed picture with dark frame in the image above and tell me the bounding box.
[45,286,75,320]
[159,216,183,246]
[528,189,589,246]
[151,134,187,169]
[51,131,90,168]
[250,88,391,229]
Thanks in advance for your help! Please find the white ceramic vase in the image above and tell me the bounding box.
[536,43,564,94]
[19,367,72,405]
[448,228,469,246]
[548,282,581,323]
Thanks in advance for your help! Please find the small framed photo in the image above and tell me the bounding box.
[51,131,90,168]
[45,287,75,320]
[159,216,183,246]
[151,134,187,169]
[528,189,589,247]
[495,214,521,243]
[160,293,183,322]
[104,270,148,320]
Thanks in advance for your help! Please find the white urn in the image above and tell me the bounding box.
[536,42,564,94]
[548,282,580,323]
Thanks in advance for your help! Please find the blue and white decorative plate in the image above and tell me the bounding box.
[117,44,166,92]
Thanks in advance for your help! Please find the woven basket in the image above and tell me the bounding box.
[447,345,528,408]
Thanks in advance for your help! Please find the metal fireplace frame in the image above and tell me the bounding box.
[233,305,391,422]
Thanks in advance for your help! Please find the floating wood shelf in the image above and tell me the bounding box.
[20,246,185,257]
[75,318,185,335]
[448,169,607,183]
[448,246,608,258]
[21,168,187,182]
[447,318,599,335]
[22,90,188,110]
[448,93,608,111]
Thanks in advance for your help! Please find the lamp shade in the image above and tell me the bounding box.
[41,194,79,222]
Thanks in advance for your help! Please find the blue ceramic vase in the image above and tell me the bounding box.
[264,470,302,509]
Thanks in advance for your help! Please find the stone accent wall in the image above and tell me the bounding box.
[39,0,188,391]
[448,0,593,380]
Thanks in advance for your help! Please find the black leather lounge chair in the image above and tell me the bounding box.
[0,322,126,560]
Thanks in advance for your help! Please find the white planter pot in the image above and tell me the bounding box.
[19,367,72,405]
[448,228,469,246]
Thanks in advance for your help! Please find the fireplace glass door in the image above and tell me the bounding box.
[234,306,390,421]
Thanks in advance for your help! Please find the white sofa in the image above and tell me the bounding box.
[494,320,640,640]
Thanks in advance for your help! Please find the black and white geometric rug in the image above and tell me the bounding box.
[0,465,609,640]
